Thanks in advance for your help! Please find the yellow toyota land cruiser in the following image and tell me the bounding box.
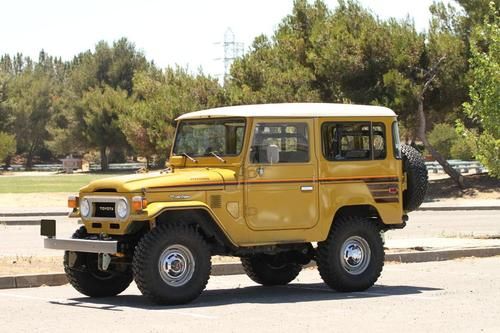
[41,103,428,305]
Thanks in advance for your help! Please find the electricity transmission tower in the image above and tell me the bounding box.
[215,28,244,84]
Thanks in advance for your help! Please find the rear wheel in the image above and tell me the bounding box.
[241,254,302,286]
[63,226,133,297]
[316,216,384,292]
[133,224,212,305]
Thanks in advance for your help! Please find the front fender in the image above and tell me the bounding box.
[144,201,212,219]
[143,201,236,247]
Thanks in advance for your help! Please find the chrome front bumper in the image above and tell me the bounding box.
[44,238,118,254]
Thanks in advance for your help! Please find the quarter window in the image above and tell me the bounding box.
[392,121,402,159]
[250,123,309,164]
[322,122,386,161]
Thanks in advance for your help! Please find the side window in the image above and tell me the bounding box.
[322,122,386,161]
[250,123,309,164]
[392,121,402,159]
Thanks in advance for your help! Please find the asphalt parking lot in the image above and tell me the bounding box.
[1,256,499,333]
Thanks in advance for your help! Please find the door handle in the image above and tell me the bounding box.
[301,186,313,192]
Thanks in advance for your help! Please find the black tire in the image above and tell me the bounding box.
[401,144,428,212]
[241,254,302,286]
[63,226,133,297]
[316,216,384,292]
[133,224,212,305]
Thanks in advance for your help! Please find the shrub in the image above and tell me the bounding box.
[450,136,476,161]
[428,123,458,160]
[0,132,16,163]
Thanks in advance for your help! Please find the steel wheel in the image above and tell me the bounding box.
[317,216,384,292]
[340,236,371,275]
[158,244,195,287]
[133,224,212,305]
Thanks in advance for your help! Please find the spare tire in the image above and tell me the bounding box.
[401,144,428,212]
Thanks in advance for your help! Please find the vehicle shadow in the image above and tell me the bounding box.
[52,283,442,312]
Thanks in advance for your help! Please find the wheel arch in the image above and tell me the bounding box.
[154,207,237,254]
[329,204,385,234]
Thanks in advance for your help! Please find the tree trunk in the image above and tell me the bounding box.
[2,155,11,171]
[100,146,108,172]
[416,96,465,189]
[26,145,35,171]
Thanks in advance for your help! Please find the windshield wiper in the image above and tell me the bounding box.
[181,152,198,163]
[209,151,226,163]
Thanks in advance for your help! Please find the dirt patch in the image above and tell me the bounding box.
[0,256,63,276]
[0,192,70,210]
[426,173,500,200]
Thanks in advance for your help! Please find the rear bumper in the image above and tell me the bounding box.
[44,238,118,254]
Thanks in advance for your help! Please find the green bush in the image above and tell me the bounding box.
[450,136,476,161]
[428,123,458,159]
[0,132,16,163]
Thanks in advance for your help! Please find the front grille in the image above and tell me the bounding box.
[94,202,116,218]
[94,188,117,192]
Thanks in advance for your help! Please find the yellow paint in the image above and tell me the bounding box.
[74,114,405,245]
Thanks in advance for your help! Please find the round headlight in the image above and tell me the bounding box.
[116,200,128,219]
[80,198,90,217]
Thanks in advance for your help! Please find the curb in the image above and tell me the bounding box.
[2,247,499,290]
[418,206,500,211]
[1,220,51,226]
[0,212,68,218]
[0,273,67,289]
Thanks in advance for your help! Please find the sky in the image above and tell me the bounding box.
[0,0,454,78]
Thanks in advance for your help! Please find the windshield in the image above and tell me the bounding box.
[173,118,246,157]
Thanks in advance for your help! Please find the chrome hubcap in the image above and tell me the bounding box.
[340,236,371,275]
[158,245,195,287]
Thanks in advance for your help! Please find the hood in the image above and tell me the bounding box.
[80,168,237,193]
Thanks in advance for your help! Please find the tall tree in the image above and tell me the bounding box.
[56,38,150,168]
[227,0,470,187]
[461,2,499,177]
[79,85,129,171]
[120,67,226,167]
[6,65,54,169]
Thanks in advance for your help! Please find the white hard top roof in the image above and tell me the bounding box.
[176,103,396,120]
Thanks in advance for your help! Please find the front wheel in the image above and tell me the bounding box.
[316,216,384,292]
[64,227,133,297]
[133,224,212,305]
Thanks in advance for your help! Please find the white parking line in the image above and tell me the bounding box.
[0,292,217,319]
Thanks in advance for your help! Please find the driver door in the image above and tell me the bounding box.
[244,119,319,231]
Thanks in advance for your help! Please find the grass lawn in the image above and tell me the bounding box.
[0,173,125,193]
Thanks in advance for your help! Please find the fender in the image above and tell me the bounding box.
[144,201,237,247]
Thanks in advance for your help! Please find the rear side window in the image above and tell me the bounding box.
[392,121,402,159]
[250,123,309,164]
[322,122,386,161]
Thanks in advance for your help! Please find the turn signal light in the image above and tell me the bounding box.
[132,196,147,212]
[68,196,79,208]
